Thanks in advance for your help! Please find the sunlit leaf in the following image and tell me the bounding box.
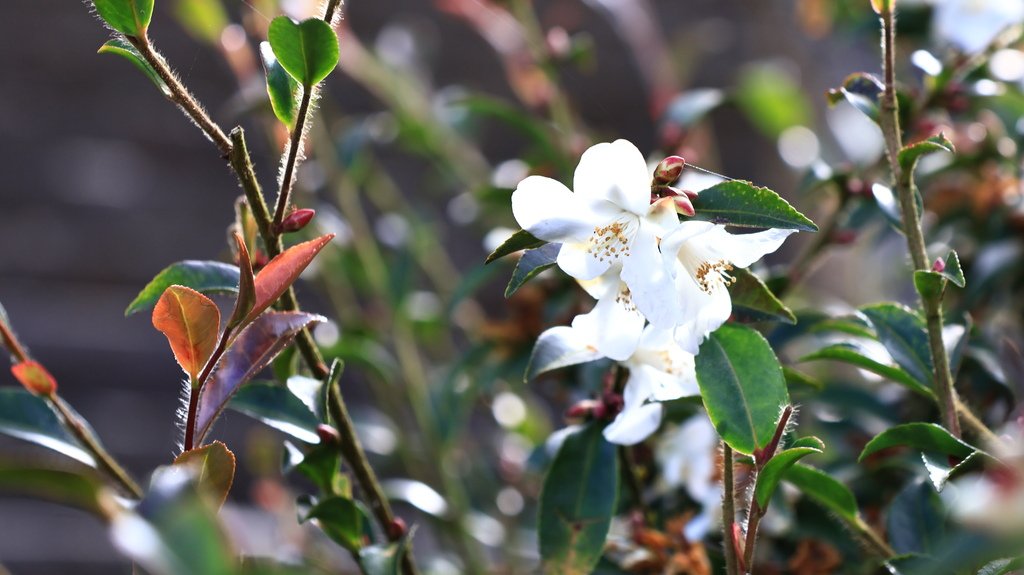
[921,451,978,492]
[0,465,110,517]
[691,180,817,231]
[525,326,603,382]
[174,441,236,509]
[859,422,978,462]
[899,133,955,174]
[303,496,366,552]
[92,0,154,37]
[754,445,822,509]
[260,42,300,127]
[505,243,560,298]
[728,267,796,324]
[485,228,545,264]
[152,286,221,384]
[799,342,935,399]
[286,441,342,495]
[268,17,340,88]
[98,39,171,97]
[228,381,320,444]
[827,73,883,122]
[11,360,57,395]
[861,304,934,388]
[126,261,240,316]
[245,235,334,325]
[195,312,324,443]
[695,324,790,455]
[539,423,619,575]
[0,388,94,466]
[783,464,859,523]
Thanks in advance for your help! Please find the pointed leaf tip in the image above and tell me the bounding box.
[245,234,333,325]
[152,286,221,385]
[92,0,154,37]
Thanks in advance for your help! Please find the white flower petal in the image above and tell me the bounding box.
[557,241,613,281]
[621,220,675,326]
[571,283,645,361]
[603,402,662,445]
[671,272,731,354]
[511,176,594,242]
[573,140,651,216]
[690,226,796,269]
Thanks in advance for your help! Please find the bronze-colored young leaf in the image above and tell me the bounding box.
[152,286,222,385]
[11,361,57,396]
[245,234,334,325]
[174,441,236,509]
[226,233,256,330]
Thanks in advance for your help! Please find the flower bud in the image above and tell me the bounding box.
[316,424,340,445]
[653,156,686,187]
[565,399,599,421]
[387,517,408,540]
[277,208,316,234]
[932,257,946,273]
[546,27,571,59]
[673,194,696,217]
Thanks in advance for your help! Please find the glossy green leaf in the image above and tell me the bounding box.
[359,535,414,575]
[260,41,300,127]
[695,324,790,455]
[888,478,945,556]
[126,261,240,316]
[268,17,340,88]
[977,558,1024,575]
[93,0,154,36]
[827,73,883,122]
[505,243,559,298]
[195,312,324,443]
[98,39,171,97]
[899,133,955,174]
[0,465,110,516]
[0,389,94,466]
[754,446,823,509]
[229,381,320,444]
[304,496,365,552]
[922,451,977,492]
[941,250,966,288]
[783,464,859,523]
[539,423,619,575]
[728,267,796,324]
[286,441,342,496]
[914,270,947,302]
[790,436,826,450]
[691,180,817,232]
[525,326,602,382]
[861,304,933,388]
[173,441,236,509]
[799,342,935,399]
[859,422,978,462]
[485,229,545,264]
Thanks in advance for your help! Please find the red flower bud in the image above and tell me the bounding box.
[653,156,686,186]
[673,194,696,217]
[277,208,316,234]
[387,517,408,540]
[932,257,946,273]
[316,424,340,445]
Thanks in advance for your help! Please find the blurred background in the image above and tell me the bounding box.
[4,0,1023,573]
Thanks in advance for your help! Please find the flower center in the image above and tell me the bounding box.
[693,260,735,294]
[585,217,636,263]
[614,284,637,312]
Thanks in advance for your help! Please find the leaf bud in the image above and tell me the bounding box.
[387,517,408,540]
[277,208,316,235]
[316,424,340,445]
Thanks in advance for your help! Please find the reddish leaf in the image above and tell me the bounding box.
[244,234,334,325]
[194,311,323,443]
[11,361,56,395]
[152,286,221,384]
[226,233,256,330]
[174,440,236,509]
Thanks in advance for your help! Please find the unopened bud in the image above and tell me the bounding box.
[316,424,340,445]
[387,517,408,540]
[565,399,599,421]
[932,257,946,273]
[277,208,316,234]
[673,194,696,217]
[653,156,686,187]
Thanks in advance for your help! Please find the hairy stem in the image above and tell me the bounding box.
[853,516,896,559]
[183,326,234,451]
[50,396,144,498]
[877,5,961,438]
[273,88,314,229]
[722,443,740,575]
[742,503,762,574]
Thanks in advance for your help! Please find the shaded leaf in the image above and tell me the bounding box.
[98,39,171,97]
[226,233,256,330]
[260,41,300,127]
[695,324,790,455]
[728,267,796,324]
[0,465,110,517]
[485,229,545,264]
[268,17,340,88]
[783,463,859,523]
[859,422,978,462]
[754,446,822,509]
[287,441,342,495]
[888,477,945,556]
[359,534,414,575]
[914,270,947,302]
[539,423,619,575]
[174,441,236,509]
[525,326,603,382]
[152,286,221,384]
[195,312,324,443]
[827,73,883,122]
[245,234,334,325]
[304,496,365,552]
[0,388,94,466]
[93,0,153,36]
[126,261,240,316]
[11,360,57,395]
[505,243,560,298]
[229,381,320,444]
[940,250,965,287]
[899,133,955,174]
[922,451,977,492]
[799,342,935,399]
[691,180,817,231]
[861,304,934,388]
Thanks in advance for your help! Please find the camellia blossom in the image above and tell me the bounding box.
[657,221,795,353]
[512,139,683,359]
[933,0,1024,54]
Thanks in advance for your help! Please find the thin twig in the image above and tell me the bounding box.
[273,89,314,229]
[722,443,740,575]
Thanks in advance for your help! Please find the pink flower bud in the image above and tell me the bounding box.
[316,424,340,445]
[932,257,946,273]
[673,194,696,217]
[653,155,686,186]
[546,27,571,59]
[277,208,316,234]
[387,517,408,540]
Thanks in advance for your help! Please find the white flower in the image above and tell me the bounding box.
[933,0,1024,54]
[657,221,795,353]
[656,414,722,541]
[512,140,682,358]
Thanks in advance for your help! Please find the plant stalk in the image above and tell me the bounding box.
[722,442,740,575]
[273,88,314,229]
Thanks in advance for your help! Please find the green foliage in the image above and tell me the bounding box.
[92,0,153,37]
[690,181,818,231]
[827,72,883,122]
[783,464,859,524]
[98,39,170,96]
[728,267,796,324]
[0,388,95,466]
[126,261,240,316]
[860,304,934,388]
[172,0,227,45]
[485,229,545,264]
[695,324,790,455]
[229,381,320,444]
[359,536,414,575]
[538,423,619,575]
[800,342,935,398]
[754,444,823,509]
[0,465,109,516]
[505,243,559,297]
[888,478,946,556]
[260,42,300,127]
[898,133,955,174]
[303,496,367,552]
[174,441,236,509]
[268,17,340,88]
[859,422,979,461]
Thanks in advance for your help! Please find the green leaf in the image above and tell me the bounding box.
[286,441,342,496]
[977,558,1024,575]
[173,441,236,509]
[921,451,977,492]
[268,17,340,88]
[899,133,955,174]
[525,326,602,382]
[505,243,560,298]
[799,342,935,399]
[98,39,171,97]
[790,436,826,450]
[728,267,796,324]
[93,0,154,36]
[827,73,884,122]
[304,496,365,552]
[0,465,110,516]
[0,389,94,466]
[695,324,790,455]
[754,446,823,509]
[359,534,414,575]
[260,42,300,127]
[914,270,946,302]
[690,180,817,231]
[861,304,934,388]
[229,381,320,444]
[539,423,619,575]
[859,422,978,462]
[888,478,945,556]
[485,229,545,264]
[783,464,859,523]
[126,261,240,316]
